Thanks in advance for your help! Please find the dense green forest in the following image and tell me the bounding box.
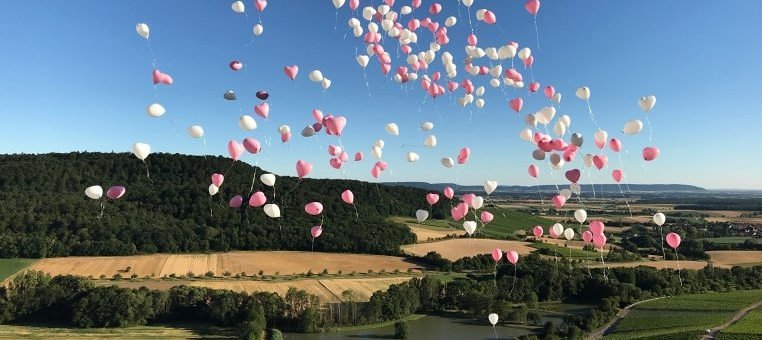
[4,255,762,339]
[0,152,447,258]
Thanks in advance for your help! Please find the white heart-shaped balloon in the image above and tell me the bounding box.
[424,135,437,148]
[146,103,166,117]
[484,180,498,195]
[264,204,281,218]
[441,157,454,168]
[85,185,103,200]
[260,173,276,187]
[639,95,656,112]
[420,121,434,131]
[576,86,591,100]
[406,152,419,162]
[132,143,151,160]
[552,223,564,237]
[623,119,643,135]
[239,115,257,131]
[463,221,477,235]
[188,125,204,138]
[208,183,219,196]
[385,122,400,136]
[653,212,666,226]
[471,196,484,210]
[563,228,575,241]
[574,209,587,223]
[416,209,429,223]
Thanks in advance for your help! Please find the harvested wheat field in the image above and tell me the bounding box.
[408,225,459,242]
[708,251,762,268]
[402,238,534,261]
[107,276,414,303]
[26,251,419,278]
[590,260,708,270]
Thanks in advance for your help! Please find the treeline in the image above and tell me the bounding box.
[5,254,762,339]
[0,152,448,258]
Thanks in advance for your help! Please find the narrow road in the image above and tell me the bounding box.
[587,296,667,339]
[702,300,762,339]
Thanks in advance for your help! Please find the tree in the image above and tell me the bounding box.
[394,321,409,339]
[239,305,266,340]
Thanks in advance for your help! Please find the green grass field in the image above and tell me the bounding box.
[718,308,762,339]
[530,242,601,260]
[606,290,762,339]
[393,208,553,239]
[0,259,37,282]
[480,208,553,238]
[700,237,759,245]
[0,324,236,339]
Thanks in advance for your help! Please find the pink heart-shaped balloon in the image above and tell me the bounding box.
[505,69,522,82]
[666,232,681,249]
[349,0,359,10]
[152,69,173,85]
[506,250,519,265]
[532,226,544,238]
[491,248,503,262]
[528,82,540,93]
[523,55,534,68]
[227,140,245,161]
[538,140,553,152]
[230,61,243,71]
[510,98,523,112]
[312,109,324,123]
[609,138,622,152]
[311,226,323,238]
[525,0,540,15]
[280,132,291,143]
[254,0,267,11]
[429,3,442,14]
[643,146,660,161]
[544,86,555,99]
[211,173,225,187]
[401,44,412,54]
[426,193,440,205]
[341,189,354,204]
[563,147,578,162]
[612,169,623,183]
[254,102,270,119]
[106,186,126,200]
[552,195,566,209]
[467,33,478,46]
[444,186,454,199]
[283,65,299,80]
[461,79,474,94]
[589,220,605,235]
[528,164,539,178]
[329,158,343,169]
[324,116,347,135]
[481,211,494,224]
[412,0,421,8]
[550,139,566,151]
[457,147,471,164]
[248,191,267,207]
[446,81,459,92]
[461,193,475,207]
[296,160,313,178]
[384,0,394,6]
[593,155,608,170]
[354,152,363,161]
[381,63,392,75]
[582,230,593,243]
[375,161,388,171]
[565,169,581,183]
[593,234,607,249]
[371,165,381,178]
[229,195,243,208]
[328,145,342,156]
[483,10,496,24]
[338,151,348,162]
[304,202,323,216]
[243,137,261,154]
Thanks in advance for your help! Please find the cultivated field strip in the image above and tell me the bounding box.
[26,251,419,278]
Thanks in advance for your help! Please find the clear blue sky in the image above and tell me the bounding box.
[1,1,760,189]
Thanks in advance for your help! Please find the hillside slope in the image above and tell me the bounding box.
[0,152,447,258]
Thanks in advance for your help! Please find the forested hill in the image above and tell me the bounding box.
[388,182,706,193]
[0,152,446,258]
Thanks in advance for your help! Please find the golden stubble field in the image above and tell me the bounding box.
[708,251,762,267]
[108,276,414,303]
[401,238,535,261]
[26,251,420,278]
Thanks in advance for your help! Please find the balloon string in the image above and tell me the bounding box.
[202,137,207,160]
[645,112,654,141]
[534,178,545,206]
[533,15,541,50]
[616,152,632,193]
[675,248,683,287]
[616,182,633,217]
[493,325,499,340]
[509,264,517,298]
[587,170,597,199]
[600,250,608,281]
[208,195,213,217]
[586,99,600,130]
[98,201,105,219]
[659,225,666,260]
[142,160,152,181]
